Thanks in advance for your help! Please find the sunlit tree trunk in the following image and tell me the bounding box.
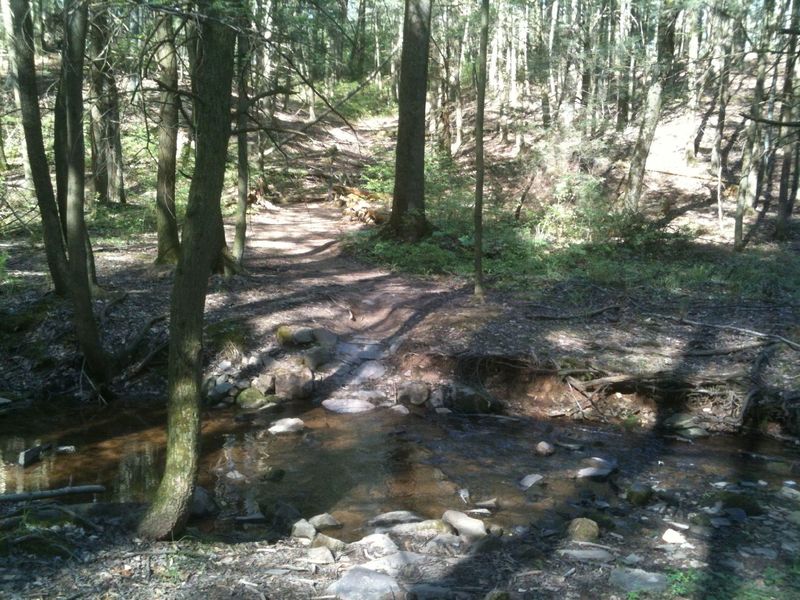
[387,0,433,241]
[474,0,489,301]
[138,0,237,541]
[9,0,69,295]
[1,0,32,185]
[154,16,181,264]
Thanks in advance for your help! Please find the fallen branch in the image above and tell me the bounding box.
[647,313,800,352]
[0,485,106,503]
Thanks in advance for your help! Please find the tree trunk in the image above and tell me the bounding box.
[622,0,674,213]
[474,0,489,302]
[137,1,236,541]
[62,0,110,381]
[775,1,800,240]
[233,26,250,266]
[1,0,32,185]
[387,0,433,242]
[154,16,181,264]
[0,116,8,171]
[88,9,125,205]
[9,0,69,295]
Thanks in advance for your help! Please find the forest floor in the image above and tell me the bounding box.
[2,101,800,599]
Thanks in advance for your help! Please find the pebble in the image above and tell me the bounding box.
[535,441,555,456]
[268,417,305,434]
[662,528,689,545]
[519,474,544,489]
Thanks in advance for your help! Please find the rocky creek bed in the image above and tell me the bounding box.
[2,326,800,599]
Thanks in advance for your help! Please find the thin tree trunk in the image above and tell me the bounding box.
[9,0,69,295]
[474,0,489,302]
[138,1,237,541]
[62,0,111,381]
[154,16,181,264]
[1,0,32,185]
[233,27,250,265]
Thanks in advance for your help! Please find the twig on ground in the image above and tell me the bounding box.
[0,485,106,502]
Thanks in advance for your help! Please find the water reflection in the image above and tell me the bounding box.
[1,402,799,542]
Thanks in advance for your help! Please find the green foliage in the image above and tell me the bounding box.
[332,81,394,120]
[345,148,800,304]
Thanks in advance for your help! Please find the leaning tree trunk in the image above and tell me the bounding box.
[154,16,181,264]
[387,0,433,242]
[137,1,237,541]
[9,0,69,295]
[1,0,32,185]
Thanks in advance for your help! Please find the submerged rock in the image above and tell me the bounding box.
[398,381,430,406]
[519,473,544,490]
[368,510,423,527]
[304,346,333,370]
[322,398,376,414]
[268,417,305,434]
[388,519,453,537]
[627,483,654,506]
[353,360,387,383]
[448,384,495,413]
[312,328,338,347]
[190,486,219,518]
[535,441,555,456]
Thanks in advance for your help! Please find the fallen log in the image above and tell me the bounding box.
[0,485,106,503]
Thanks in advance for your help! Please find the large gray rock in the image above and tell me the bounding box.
[322,398,376,414]
[304,346,333,370]
[609,567,669,593]
[236,387,269,409]
[309,513,342,531]
[326,567,404,600]
[350,533,399,557]
[291,518,317,540]
[293,327,316,344]
[448,384,495,414]
[312,533,347,555]
[251,373,276,394]
[368,510,423,527]
[663,412,697,429]
[388,519,453,537]
[353,361,387,383]
[274,369,313,400]
[442,510,487,540]
[312,328,338,347]
[268,417,305,434]
[362,551,429,577]
[398,382,430,406]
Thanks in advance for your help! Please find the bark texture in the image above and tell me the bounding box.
[138,1,236,541]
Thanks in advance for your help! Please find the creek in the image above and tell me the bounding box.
[1,399,798,541]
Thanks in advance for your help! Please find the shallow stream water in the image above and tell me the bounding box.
[2,400,799,541]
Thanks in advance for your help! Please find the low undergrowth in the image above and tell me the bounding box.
[344,147,800,304]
